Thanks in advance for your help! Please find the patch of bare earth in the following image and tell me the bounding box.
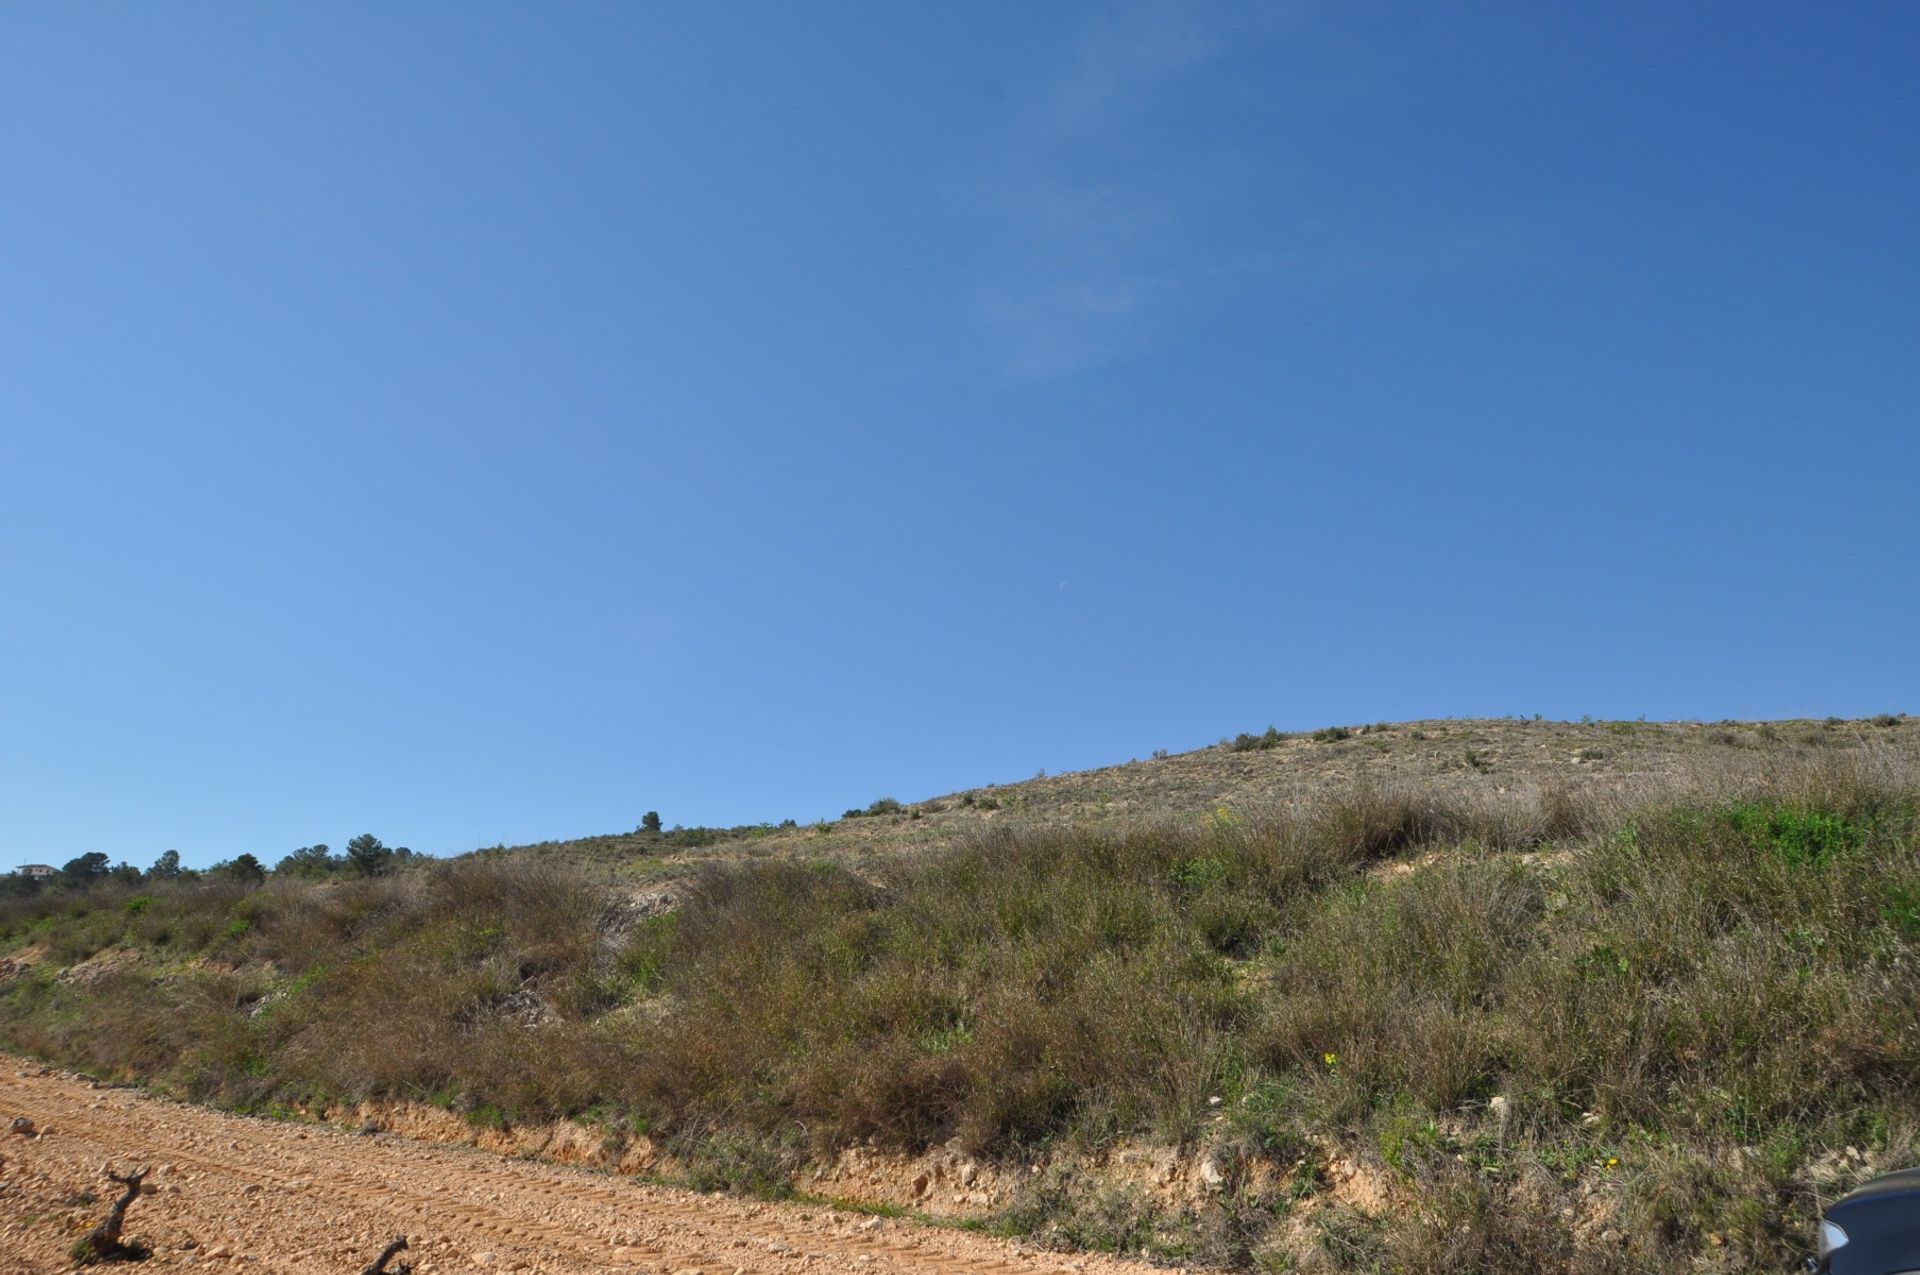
[0,1062,1192,1275]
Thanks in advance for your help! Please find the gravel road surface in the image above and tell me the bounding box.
[0,1061,1167,1275]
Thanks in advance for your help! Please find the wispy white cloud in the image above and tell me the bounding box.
[974,276,1152,379]
[961,3,1282,378]
[958,4,1525,379]
[1043,5,1221,141]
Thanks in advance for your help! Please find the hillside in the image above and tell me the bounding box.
[506,715,1919,874]
[4,716,1919,1273]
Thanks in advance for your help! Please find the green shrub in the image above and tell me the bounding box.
[1721,801,1866,869]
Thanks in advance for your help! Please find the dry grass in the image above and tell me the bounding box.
[502,715,1920,880]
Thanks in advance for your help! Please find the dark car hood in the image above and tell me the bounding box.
[1829,1168,1920,1274]
[1835,1169,1920,1209]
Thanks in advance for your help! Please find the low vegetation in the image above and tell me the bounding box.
[2,723,1918,1272]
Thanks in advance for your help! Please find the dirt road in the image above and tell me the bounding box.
[0,1063,1168,1275]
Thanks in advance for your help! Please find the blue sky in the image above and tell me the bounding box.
[3,4,1916,868]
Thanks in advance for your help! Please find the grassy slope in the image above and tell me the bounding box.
[3,716,1918,1273]
[513,716,1909,874]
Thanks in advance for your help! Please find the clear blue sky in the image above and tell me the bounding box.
[3,4,1916,868]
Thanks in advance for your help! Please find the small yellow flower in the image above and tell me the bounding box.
[1605,1157,1619,1169]
[1206,805,1241,831]
[1323,1052,1339,1067]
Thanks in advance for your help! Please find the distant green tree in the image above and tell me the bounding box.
[1,873,43,898]
[61,852,110,885]
[107,861,143,886]
[641,811,663,834]
[275,843,341,878]
[345,833,393,877]
[208,854,266,884]
[149,849,181,880]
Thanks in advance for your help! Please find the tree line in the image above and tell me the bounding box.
[4,834,413,896]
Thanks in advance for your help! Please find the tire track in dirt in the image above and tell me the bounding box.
[0,1063,1179,1275]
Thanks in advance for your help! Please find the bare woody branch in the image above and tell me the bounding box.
[359,1236,412,1275]
[73,1165,151,1264]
